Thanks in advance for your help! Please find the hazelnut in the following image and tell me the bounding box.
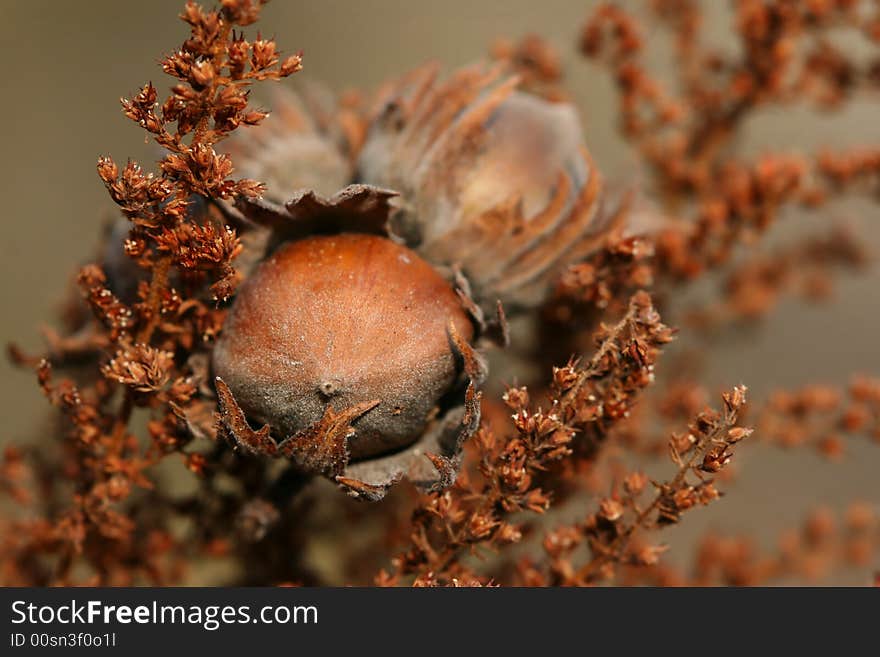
[213,233,475,461]
[224,85,352,202]
[357,64,619,312]
[219,85,360,284]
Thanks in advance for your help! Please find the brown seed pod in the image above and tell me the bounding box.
[213,231,485,499]
[358,63,625,312]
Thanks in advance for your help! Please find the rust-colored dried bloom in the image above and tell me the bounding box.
[385,292,675,584]
[214,232,484,499]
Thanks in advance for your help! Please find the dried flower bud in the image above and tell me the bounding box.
[598,498,624,522]
[102,343,173,393]
[214,233,479,484]
[727,426,752,443]
[723,384,748,413]
[552,362,579,392]
[502,386,530,411]
[623,471,648,496]
[630,543,668,566]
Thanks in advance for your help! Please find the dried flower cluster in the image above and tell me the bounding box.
[379,292,674,585]
[630,502,880,586]
[756,376,880,459]
[520,385,750,585]
[568,0,880,315]
[490,33,566,100]
[3,0,303,585]
[2,0,878,587]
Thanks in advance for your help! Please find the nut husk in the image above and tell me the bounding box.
[358,63,623,313]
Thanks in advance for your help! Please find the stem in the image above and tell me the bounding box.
[109,393,134,456]
[574,409,735,584]
[136,256,172,344]
[560,300,639,409]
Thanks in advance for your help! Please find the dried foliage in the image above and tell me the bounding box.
[490,33,566,100]
[3,0,303,585]
[379,292,674,585]
[683,226,867,327]
[756,376,880,459]
[2,0,879,587]
[632,503,880,586]
[520,385,749,585]
[568,0,880,313]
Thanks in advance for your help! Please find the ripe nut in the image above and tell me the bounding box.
[213,232,484,499]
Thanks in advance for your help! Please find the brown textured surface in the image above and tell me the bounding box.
[213,233,473,460]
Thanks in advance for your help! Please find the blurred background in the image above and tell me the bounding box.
[1,0,878,583]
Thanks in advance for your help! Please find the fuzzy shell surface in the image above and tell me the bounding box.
[212,233,474,460]
[223,85,352,201]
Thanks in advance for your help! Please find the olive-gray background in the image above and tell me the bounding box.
[1,1,877,583]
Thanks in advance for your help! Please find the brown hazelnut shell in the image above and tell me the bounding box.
[213,233,475,461]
